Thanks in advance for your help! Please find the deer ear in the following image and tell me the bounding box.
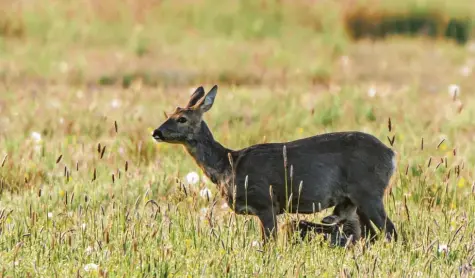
[186,86,205,108]
[196,85,218,113]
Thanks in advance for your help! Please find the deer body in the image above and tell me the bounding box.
[153,85,397,243]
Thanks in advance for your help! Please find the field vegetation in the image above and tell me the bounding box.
[1,0,475,276]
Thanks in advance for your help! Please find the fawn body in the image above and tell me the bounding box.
[153,85,397,243]
[293,199,362,246]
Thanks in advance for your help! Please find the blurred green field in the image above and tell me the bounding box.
[1,0,475,277]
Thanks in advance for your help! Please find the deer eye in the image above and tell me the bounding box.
[177,117,187,123]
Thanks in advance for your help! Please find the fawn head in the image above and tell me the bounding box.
[152,85,218,144]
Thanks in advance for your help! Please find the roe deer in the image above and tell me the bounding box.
[152,85,397,243]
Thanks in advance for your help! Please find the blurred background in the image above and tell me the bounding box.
[1,0,475,193]
[1,0,473,90]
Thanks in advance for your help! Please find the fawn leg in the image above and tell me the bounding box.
[287,220,336,243]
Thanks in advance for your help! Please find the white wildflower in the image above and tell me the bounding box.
[199,187,212,200]
[367,87,377,98]
[84,263,99,272]
[221,202,229,210]
[31,132,42,143]
[47,212,53,219]
[82,223,87,230]
[186,172,199,185]
[14,261,19,266]
[85,246,93,255]
[448,84,460,98]
[251,240,260,248]
[110,99,121,109]
[438,244,450,254]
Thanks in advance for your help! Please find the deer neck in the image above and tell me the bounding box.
[184,121,233,186]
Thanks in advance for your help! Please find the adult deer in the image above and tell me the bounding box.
[152,85,397,243]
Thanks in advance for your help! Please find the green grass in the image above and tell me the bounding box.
[1,0,475,276]
[1,83,475,276]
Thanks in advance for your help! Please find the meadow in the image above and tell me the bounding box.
[1,0,475,276]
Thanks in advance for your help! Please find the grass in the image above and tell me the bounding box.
[1,0,475,277]
[1,82,475,276]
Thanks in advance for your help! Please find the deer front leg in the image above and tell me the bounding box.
[257,208,277,243]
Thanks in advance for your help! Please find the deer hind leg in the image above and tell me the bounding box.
[257,208,277,244]
[356,209,378,242]
[351,196,397,242]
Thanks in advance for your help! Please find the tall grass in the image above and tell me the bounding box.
[1,0,475,276]
[1,83,475,276]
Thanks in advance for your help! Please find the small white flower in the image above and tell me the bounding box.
[84,263,99,272]
[199,187,212,200]
[367,87,377,98]
[221,202,229,210]
[251,240,260,248]
[438,244,450,254]
[82,223,87,230]
[460,66,472,77]
[31,132,42,143]
[111,99,121,108]
[448,84,460,98]
[47,212,53,219]
[14,261,19,266]
[186,172,199,185]
[85,246,93,255]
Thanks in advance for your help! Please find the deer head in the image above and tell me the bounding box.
[152,85,218,144]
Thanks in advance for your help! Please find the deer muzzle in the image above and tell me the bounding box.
[152,129,165,142]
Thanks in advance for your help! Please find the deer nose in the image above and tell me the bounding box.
[152,129,164,141]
